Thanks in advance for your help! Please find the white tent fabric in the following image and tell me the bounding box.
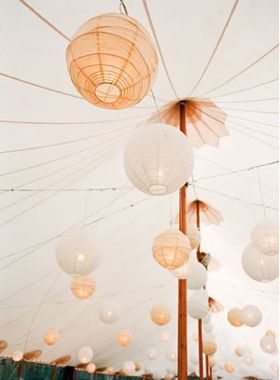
[0,0,278,379]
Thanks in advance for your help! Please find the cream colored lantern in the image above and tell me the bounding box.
[251,220,278,255]
[43,329,59,345]
[117,330,133,347]
[150,304,171,326]
[71,275,96,299]
[87,363,96,374]
[227,308,244,327]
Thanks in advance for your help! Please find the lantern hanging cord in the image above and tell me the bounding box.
[119,0,128,15]
[256,167,267,218]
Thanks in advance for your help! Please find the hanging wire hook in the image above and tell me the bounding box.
[119,0,128,15]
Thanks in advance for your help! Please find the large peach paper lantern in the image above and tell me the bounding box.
[170,254,207,289]
[124,124,194,196]
[242,305,262,327]
[151,304,171,326]
[87,363,96,374]
[227,308,244,327]
[66,13,158,110]
[117,330,133,347]
[260,335,277,353]
[56,227,102,275]
[188,289,209,319]
[98,300,121,324]
[44,329,59,345]
[224,363,234,373]
[251,221,278,255]
[71,275,96,299]
[78,346,93,364]
[242,244,279,282]
[203,340,217,356]
[153,229,191,269]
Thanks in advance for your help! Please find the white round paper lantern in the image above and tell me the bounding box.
[147,348,157,360]
[187,226,201,250]
[170,255,207,289]
[244,356,254,366]
[12,350,23,362]
[87,363,96,374]
[124,124,194,196]
[266,330,276,339]
[188,289,209,319]
[153,229,191,270]
[242,244,279,282]
[122,361,135,375]
[151,304,171,326]
[242,305,262,327]
[43,329,59,345]
[227,308,244,327]
[78,346,93,364]
[260,335,277,353]
[161,331,171,342]
[251,221,278,255]
[98,300,121,324]
[71,275,96,299]
[165,351,177,362]
[56,227,102,275]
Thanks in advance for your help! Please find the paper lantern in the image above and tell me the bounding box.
[271,362,279,373]
[147,348,157,360]
[242,305,262,327]
[71,275,96,299]
[43,329,59,345]
[66,13,158,110]
[244,356,254,365]
[78,346,93,364]
[234,345,252,357]
[106,367,114,374]
[135,362,142,371]
[122,361,135,375]
[260,335,277,353]
[209,358,216,368]
[98,300,121,324]
[170,255,207,289]
[266,330,276,339]
[161,331,171,342]
[203,340,217,356]
[12,350,23,362]
[224,363,234,373]
[242,244,279,282]
[187,226,201,249]
[188,289,209,319]
[227,308,244,327]
[151,304,171,326]
[117,330,132,347]
[56,227,102,275]
[165,351,177,361]
[251,221,278,255]
[124,124,194,196]
[87,363,96,374]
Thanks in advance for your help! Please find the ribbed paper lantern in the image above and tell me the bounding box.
[224,363,234,373]
[188,289,209,319]
[147,348,157,360]
[66,13,158,110]
[56,227,102,275]
[117,330,132,347]
[153,229,191,269]
[71,275,96,299]
[122,361,135,375]
[251,221,278,255]
[87,363,96,374]
[242,244,279,282]
[242,305,262,327]
[151,304,171,326]
[12,350,23,362]
[187,226,201,249]
[98,300,121,324]
[203,340,217,356]
[78,346,93,364]
[227,308,244,327]
[161,331,171,342]
[170,255,207,289]
[260,335,277,353]
[266,330,276,339]
[43,329,59,345]
[124,124,194,196]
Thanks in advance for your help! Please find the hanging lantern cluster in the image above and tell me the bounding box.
[227,305,262,327]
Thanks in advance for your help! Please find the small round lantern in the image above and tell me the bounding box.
[71,275,96,299]
[66,13,158,110]
[56,227,102,275]
[188,289,209,319]
[150,304,171,326]
[44,329,59,345]
[242,305,262,327]
[260,335,277,353]
[224,363,234,373]
[170,255,207,289]
[147,348,157,360]
[122,361,135,375]
[251,221,278,255]
[117,330,133,347]
[98,300,121,324]
[152,229,191,269]
[203,340,217,356]
[87,363,96,374]
[12,350,23,362]
[78,346,93,364]
[242,244,278,282]
[124,124,194,196]
[234,345,252,357]
[227,308,244,327]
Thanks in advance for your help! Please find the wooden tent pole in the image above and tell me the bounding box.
[205,355,209,380]
[51,365,57,380]
[178,101,188,380]
[210,366,213,380]
[18,360,24,380]
[196,200,204,380]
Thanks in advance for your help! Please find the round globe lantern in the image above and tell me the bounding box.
[98,300,121,324]
[44,329,59,345]
[117,330,133,347]
[122,361,135,375]
[188,289,209,319]
[78,346,93,364]
[251,221,278,255]
[71,275,96,299]
[242,305,262,327]
[87,363,96,374]
[224,363,234,373]
[227,308,244,327]
[260,335,277,353]
[150,304,171,326]
[170,255,207,289]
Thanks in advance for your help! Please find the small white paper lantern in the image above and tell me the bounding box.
[235,345,252,357]
[251,221,278,255]
[98,300,121,324]
[12,350,23,362]
[244,356,254,366]
[56,227,102,275]
[260,335,277,353]
[153,229,191,270]
[188,289,209,319]
[242,305,262,327]
[78,346,93,364]
[203,339,217,356]
[242,244,279,282]
[147,348,157,360]
[122,361,135,375]
[87,363,96,374]
[266,330,276,339]
[124,124,194,196]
